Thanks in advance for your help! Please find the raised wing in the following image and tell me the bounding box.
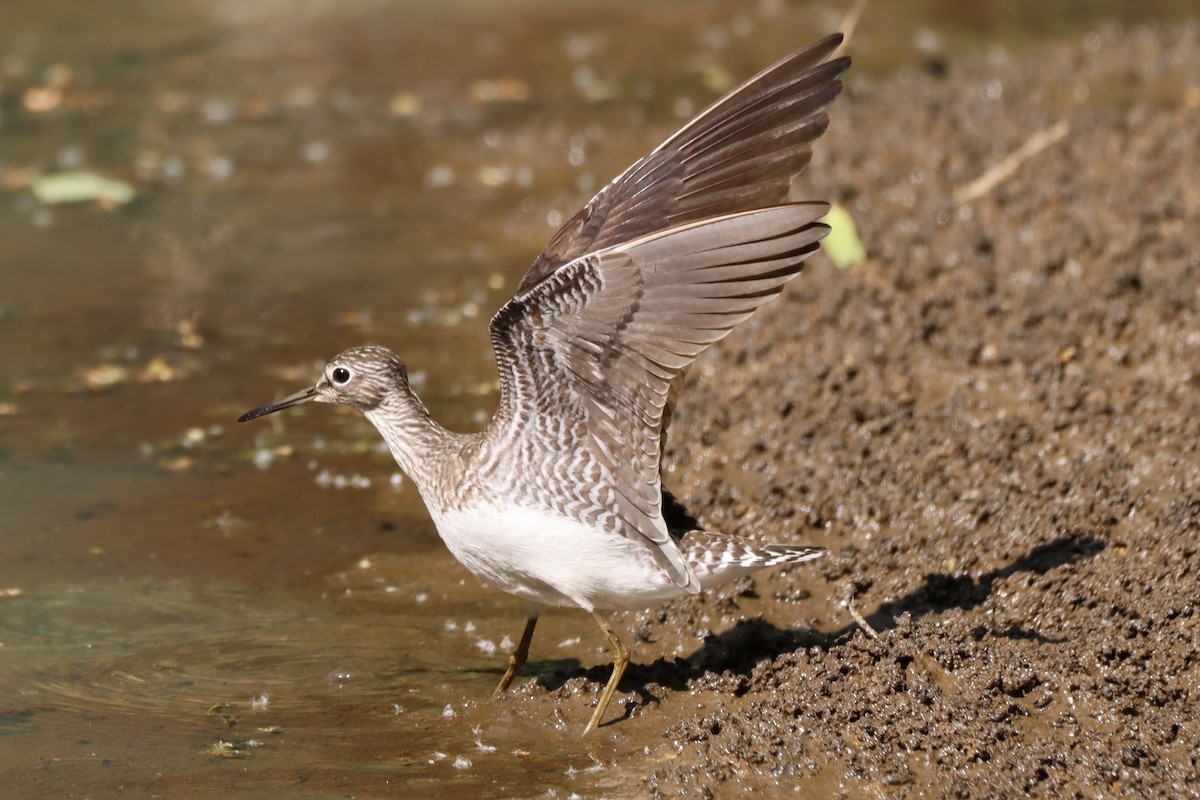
[516,33,849,294]
[489,204,830,590]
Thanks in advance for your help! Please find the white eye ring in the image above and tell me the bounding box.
[331,366,353,385]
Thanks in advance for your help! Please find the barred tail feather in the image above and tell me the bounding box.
[680,531,825,590]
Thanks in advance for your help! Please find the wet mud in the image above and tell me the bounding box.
[570,22,1199,798]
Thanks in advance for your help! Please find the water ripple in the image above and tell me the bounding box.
[0,577,453,719]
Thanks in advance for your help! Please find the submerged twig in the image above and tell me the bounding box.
[955,119,1070,204]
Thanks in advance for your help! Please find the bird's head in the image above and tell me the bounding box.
[238,344,409,422]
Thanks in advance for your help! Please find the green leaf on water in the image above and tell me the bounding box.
[31,171,135,205]
[821,203,866,269]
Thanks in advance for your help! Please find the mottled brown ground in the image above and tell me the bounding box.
[515,22,1199,798]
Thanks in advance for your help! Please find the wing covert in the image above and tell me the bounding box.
[489,204,831,590]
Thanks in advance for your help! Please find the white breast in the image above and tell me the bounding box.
[428,504,690,611]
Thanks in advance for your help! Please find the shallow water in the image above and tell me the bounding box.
[1,1,1195,796]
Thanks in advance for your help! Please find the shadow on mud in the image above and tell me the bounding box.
[522,532,1106,712]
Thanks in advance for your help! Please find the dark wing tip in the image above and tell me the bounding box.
[819,31,844,50]
[514,34,850,298]
[827,53,852,80]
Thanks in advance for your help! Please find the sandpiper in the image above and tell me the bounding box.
[239,34,849,734]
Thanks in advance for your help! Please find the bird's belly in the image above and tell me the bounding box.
[429,504,685,611]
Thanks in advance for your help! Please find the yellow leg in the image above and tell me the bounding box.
[582,611,630,736]
[493,613,539,696]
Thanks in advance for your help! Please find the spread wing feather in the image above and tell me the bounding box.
[516,33,848,294]
[490,205,830,590]
[486,37,847,591]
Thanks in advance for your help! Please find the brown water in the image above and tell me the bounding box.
[1,1,1194,797]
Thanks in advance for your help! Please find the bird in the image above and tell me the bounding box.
[238,34,849,735]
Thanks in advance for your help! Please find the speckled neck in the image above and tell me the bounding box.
[363,383,463,500]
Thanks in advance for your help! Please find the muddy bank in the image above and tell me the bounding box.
[548,22,1198,798]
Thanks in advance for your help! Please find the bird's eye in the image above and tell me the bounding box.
[331,367,352,385]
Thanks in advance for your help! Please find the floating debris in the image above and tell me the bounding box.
[388,91,421,117]
[31,172,135,206]
[82,363,129,391]
[23,85,63,113]
[701,64,734,93]
[468,77,529,104]
[476,165,512,187]
[138,357,182,383]
[205,740,247,759]
[207,703,238,728]
[175,318,204,349]
[82,357,191,392]
[158,456,195,473]
[180,427,207,448]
